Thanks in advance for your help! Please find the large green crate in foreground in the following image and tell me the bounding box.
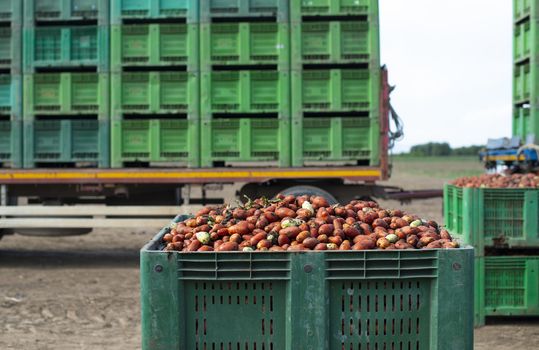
[200,118,290,167]
[475,255,539,326]
[23,119,109,167]
[111,119,199,168]
[141,219,474,350]
[444,184,539,250]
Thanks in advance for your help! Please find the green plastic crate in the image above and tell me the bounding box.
[0,26,22,71]
[290,0,373,19]
[0,74,22,117]
[514,0,539,20]
[200,22,289,69]
[291,117,373,166]
[23,119,109,167]
[24,26,109,72]
[111,0,198,23]
[111,119,199,168]
[0,119,22,168]
[111,24,198,71]
[0,0,23,23]
[200,118,290,167]
[200,0,288,21]
[24,0,109,24]
[201,70,290,116]
[475,255,539,326]
[514,20,532,62]
[514,61,532,104]
[24,73,109,118]
[111,72,199,115]
[141,218,474,350]
[513,106,531,140]
[444,184,539,251]
[291,69,375,112]
[291,21,374,67]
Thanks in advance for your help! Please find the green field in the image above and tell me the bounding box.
[390,155,484,182]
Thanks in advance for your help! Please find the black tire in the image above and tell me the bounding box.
[280,185,338,205]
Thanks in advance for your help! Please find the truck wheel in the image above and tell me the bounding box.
[280,185,338,205]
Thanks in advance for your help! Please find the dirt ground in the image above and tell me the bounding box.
[1,157,538,349]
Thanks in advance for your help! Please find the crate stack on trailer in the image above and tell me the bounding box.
[290,0,380,167]
[444,184,539,326]
[199,0,290,167]
[513,0,539,140]
[110,0,199,168]
[0,1,22,168]
[22,0,109,168]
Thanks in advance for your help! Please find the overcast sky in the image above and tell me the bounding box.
[379,0,512,152]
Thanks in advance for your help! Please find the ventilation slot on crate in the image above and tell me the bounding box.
[184,281,286,350]
[485,258,527,308]
[329,280,428,349]
[483,191,525,239]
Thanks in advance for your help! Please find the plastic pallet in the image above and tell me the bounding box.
[201,70,290,116]
[200,118,290,167]
[24,0,109,25]
[140,218,474,350]
[0,26,22,72]
[24,26,109,72]
[111,71,199,115]
[200,0,288,22]
[111,24,198,71]
[0,0,23,23]
[291,21,376,67]
[200,22,289,69]
[291,69,376,112]
[444,184,539,251]
[0,118,22,168]
[290,0,374,20]
[291,117,373,166]
[475,255,539,326]
[23,119,109,168]
[110,0,198,24]
[0,74,22,118]
[111,118,199,168]
[24,73,109,118]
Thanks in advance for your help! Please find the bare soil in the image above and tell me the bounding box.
[0,157,538,349]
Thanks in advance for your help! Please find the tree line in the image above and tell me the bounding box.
[405,142,483,157]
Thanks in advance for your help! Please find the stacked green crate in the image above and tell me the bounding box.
[0,0,22,168]
[22,0,109,168]
[513,0,539,141]
[200,0,290,167]
[444,184,539,326]
[110,0,199,168]
[290,0,380,166]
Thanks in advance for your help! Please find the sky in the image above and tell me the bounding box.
[379,0,512,153]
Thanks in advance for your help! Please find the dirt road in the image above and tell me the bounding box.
[1,158,538,349]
